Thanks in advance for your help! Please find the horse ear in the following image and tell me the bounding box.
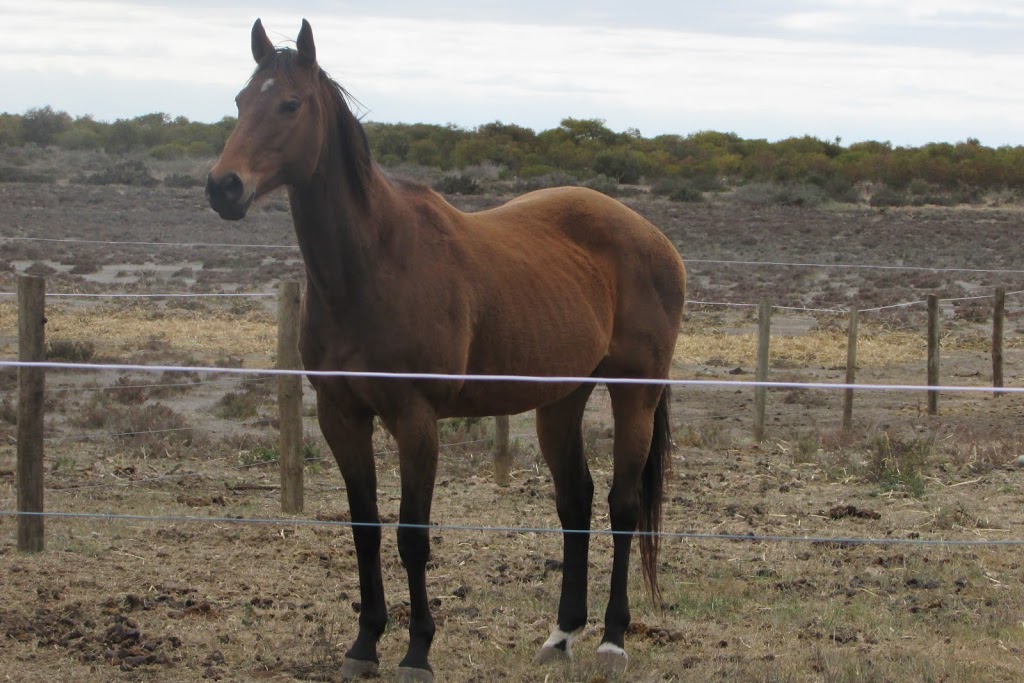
[252,19,274,64]
[296,19,317,66]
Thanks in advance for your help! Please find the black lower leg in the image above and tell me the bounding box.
[603,531,634,647]
[346,523,386,662]
[556,473,593,632]
[603,482,639,648]
[397,524,435,671]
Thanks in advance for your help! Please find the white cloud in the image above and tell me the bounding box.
[1,1,1023,144]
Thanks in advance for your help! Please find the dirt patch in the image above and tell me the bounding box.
[1,180,1024,681]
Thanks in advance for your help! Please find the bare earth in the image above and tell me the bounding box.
[1,175,1023,682]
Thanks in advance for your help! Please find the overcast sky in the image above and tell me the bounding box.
[3,1,1024,146]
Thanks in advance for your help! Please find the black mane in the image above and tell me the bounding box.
[253,48,372,194]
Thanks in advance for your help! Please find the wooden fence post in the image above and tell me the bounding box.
[842,306,858,431]
[992,287,1005,397]
[493,415,511,486]
[927,294,939,415]
[17,275,45,552]
[753,298,770,442]
[278,281,303,513]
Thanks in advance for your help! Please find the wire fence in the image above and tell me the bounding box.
[5,287,1022,316]
[3,234,1022,276]
[4,242,1024,315]
[3,252,1024,551]
[2,510,1022,548]
[3,356,1024,546]
[3,359,1022,393]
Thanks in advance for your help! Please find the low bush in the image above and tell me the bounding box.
[593,149,644,184]
[582,174,622,197]
[47,339,96,363]
[868,186,907,207]
[214,391,261,419]
[732,182,826,207]
[0,166,55,183]
[72,159,158,187]
[510,172,579,192]
[433,174,480,195]
[651,178,703,202]
[163,173,204,188]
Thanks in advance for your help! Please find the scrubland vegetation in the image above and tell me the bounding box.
[4,106,1024,207]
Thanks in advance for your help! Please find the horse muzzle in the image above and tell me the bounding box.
[206,171,255,221]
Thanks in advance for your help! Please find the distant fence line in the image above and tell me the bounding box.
[0,292,275,299]
[2,509,1023,549]
[686,258,1024,276]
[5,289,1023,317]
[0,236,297,250]
[3,276,1019,552]
[5,233,1024,275]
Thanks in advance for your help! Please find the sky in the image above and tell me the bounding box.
[2,1,1024,147]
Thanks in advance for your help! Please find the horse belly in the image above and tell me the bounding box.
[447,302,611,417]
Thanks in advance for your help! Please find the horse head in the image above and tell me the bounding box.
[207,19,327,220]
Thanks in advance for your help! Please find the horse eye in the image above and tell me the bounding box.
[279,99,301,115]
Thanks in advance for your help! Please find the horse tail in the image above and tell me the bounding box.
[639,385,671,603]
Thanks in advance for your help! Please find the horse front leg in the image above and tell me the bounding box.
[532,386,595,665]
[385,403,440,683]
[316,396,385,679]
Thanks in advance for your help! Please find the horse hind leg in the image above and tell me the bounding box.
[598,382,669,675]
[532,384,596,666]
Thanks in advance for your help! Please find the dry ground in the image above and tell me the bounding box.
[1,167,1023,682]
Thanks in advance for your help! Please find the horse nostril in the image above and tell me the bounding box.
[221,173,244,203]
[206,172,244,204]
[207,171,253,220]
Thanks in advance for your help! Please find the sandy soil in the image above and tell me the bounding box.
[1,179,1023,682]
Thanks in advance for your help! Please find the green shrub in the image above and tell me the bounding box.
[512,172,579,192]
[72,159,158,187]
[150,143,183,160]
[732,182,825,207]
[433,174,480,195]
[670,184,704,202]
[868,186,907,207]
[164,173,204,188]
[20,106,71,145]
[184,141,216,157]
[685,174,726,192]
[651,178,703,202]
[214,391,260,420]
[0,398,16,425]
[518,164,561,179]
[53,128,102,150]
[46,340,96,362]
[0,167,55,183]
[866,432,929,497]
[583,174,621,196]
[775,183,827,207]
[824,177,860,203]
[593,149,644,184]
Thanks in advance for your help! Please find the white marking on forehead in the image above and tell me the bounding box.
[260,78,276,93]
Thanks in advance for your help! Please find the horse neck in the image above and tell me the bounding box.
[287,113,394,309]
[289,177,383,309]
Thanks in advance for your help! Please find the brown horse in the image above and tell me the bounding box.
[207,19,686,682]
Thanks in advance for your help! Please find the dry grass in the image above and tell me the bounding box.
[2,428,1022,682]
[1,300,965,372]
[1,300,276,359]
[4,196,1024,681]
